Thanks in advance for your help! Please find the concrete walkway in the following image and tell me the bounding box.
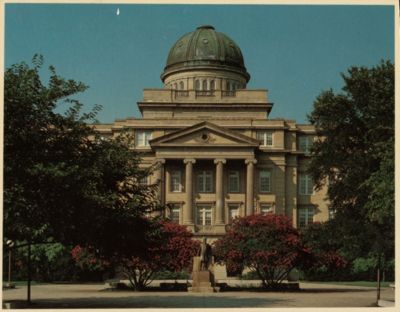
[2,282,395,308]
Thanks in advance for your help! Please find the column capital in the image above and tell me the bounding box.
[213,158,226,165]
[245,158,257,165]
[153,158,166,165]
[183,158,196,165]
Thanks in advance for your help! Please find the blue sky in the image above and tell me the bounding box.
[5,4,394,124]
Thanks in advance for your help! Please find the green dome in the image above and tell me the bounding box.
[161,25,250,82]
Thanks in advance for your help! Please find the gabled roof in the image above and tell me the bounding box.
[150,121,260,147]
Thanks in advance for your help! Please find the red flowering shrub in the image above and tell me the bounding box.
[157,221,201,272]
[119,220,199,290]
[214,214,314,288]
[71,245,110,272]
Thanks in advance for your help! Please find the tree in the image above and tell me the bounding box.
[119,220,199,290]
[213,214,314,288]
[308,61,394,265]
[4,55,160,262]
[300,222,347,280]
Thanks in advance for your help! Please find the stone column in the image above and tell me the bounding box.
[245,158,257,216]
[153,158,166,216]
[214,158,226,225]
[183,159,196,225]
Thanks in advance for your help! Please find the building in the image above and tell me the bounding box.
[95,25,329,241]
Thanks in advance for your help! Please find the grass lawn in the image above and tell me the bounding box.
[304,281,393,288]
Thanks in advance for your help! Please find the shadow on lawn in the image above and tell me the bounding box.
[5,295,286,309]
[298,288,372,293]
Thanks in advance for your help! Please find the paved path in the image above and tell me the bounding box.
[2,282,395,308]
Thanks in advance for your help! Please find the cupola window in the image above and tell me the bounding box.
[210,80,215,90]
[195,79,201,90]
[179,81,184,90]
[202,80,207,91]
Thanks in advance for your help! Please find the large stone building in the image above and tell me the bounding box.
[95,25,329,241]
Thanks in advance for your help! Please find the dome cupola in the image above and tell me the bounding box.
[161,25,250,91]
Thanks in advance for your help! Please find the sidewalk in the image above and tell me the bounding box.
[2,282,395,308]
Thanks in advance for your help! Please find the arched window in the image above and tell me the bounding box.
[226,81,231,91]
[202,80,208,91]
[174,83,178,90]
[195,80,201,90]
[210,80,215,91]
[179,81,184,90]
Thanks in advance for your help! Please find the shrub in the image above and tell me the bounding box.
[214,214,314,288]
[119,220,199,290]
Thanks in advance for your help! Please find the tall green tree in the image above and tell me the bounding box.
[308,61,394,262]
[4,55,159,257]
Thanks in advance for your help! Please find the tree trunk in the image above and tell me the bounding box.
[27,242,32,304]
[376,253,381,303]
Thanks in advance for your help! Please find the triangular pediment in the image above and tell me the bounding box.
[150,121,259,148]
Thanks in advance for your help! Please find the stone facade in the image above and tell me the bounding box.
[94,25,329,242]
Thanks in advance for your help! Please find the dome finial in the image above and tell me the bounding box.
[197,25,215,30]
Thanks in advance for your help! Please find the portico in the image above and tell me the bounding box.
[150,121,260,236]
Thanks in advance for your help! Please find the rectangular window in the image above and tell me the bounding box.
[170,204,181,223]
[197,205,212,226]
[257,131,273,147]
[298,207,315,228]
[260,203,273,215]
[228,171,240,193]
[197,170,213,193]
[259,170,271,193]
[135,130,152,147]
[228,204,240,222]
[299,136,314,153]
[299,173,314,195]
[170,170,182,192]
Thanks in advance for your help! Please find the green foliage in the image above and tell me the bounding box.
[6,242,109,282]
[4,55,160,260]
[308,61,394,263]
[151,270,190,280]
[300,222,346,270]
[352,257,377,274]
[351,256,394,281]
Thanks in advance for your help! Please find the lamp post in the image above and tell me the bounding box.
[6,240,14,288]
